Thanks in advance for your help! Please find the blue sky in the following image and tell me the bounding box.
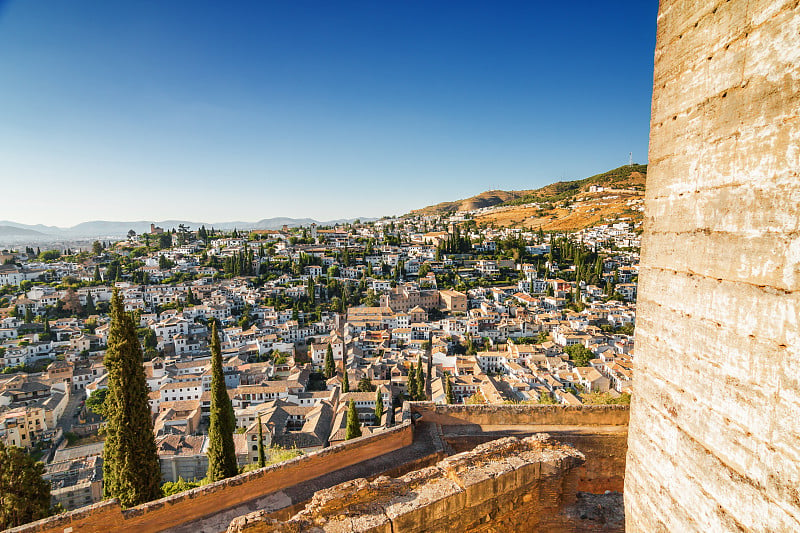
[0,1,658,226]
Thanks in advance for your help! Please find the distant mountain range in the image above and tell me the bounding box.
[0,225,48,237]
[0,217,371,243]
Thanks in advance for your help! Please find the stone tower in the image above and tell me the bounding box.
[626,1,800,531]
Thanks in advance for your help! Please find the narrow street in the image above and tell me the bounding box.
[47,387,85,463]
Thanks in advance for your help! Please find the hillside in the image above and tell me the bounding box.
[407,189,536,217]
[408,164,647,231]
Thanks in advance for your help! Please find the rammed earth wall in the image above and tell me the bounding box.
[626,1,800,531]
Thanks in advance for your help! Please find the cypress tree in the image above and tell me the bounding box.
[445,372,455,404]
[415,355,425,400]
[345,399,361,440]
[102,289,161,507]
[257,414,266,468]
[342,369,350,393]
[94,264,101,282]
[206,321,238,481]
[323,344,335,379]
[374,388,384,424]
[407,363,417,400]
[426,342,433,382]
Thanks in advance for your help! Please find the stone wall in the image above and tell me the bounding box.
[626,0,800,531]
[411,403,629,493]
[410,402,630,427]
[8,422,413,533]
[228,435,624,533]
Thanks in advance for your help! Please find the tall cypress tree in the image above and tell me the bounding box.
[257,414,266,468]
[445,373,455,404]
[102,289,161,507]
[323,344,335,379]
[342,369,350,393]
[206,322,238,481]
[374,388,384,425]
[345,399,361,440]
[426,342,433,382]
[407,363,417,400]
[415,355,425,400]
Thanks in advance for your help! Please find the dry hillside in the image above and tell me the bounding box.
[476,189,644,231]
[407,189,535,217]
[408,165,647,232]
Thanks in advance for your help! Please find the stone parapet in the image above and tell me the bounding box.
[228,434,623,533]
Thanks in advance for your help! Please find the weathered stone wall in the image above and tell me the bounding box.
[411,403,629,494]
[228,435,625,533]
[7,422,413,533]
[626,1,800,531]
[410,403,630,427]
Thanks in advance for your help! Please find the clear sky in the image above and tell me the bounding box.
[0,1,658,227]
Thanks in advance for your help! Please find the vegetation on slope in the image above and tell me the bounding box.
[501,164,647,207]
[407,164,647,217]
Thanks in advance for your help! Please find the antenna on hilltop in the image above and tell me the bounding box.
[629,152,634,167]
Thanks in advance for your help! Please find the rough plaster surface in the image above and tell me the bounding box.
[626,0,800,531]
[228,435,624,533]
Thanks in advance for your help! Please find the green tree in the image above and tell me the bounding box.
[444,372,454,404]
[407,363,417,400]
[565,344,594,367]
[85,293,96,315]
[374,388,384,424]
[86,388,109,417]
[158,233,172,249]
[424,341,433,382]
[94,264,102,282]
[538,391,558,405]
[342,369,350,393]
[257,414,266,468]
[415,355,425,400]
[161,477,201,497]
[345,399,361,440]
[323,344,335,379]
[357,376,375,392]
[0,441,52,529]
[206,322,238,481]
[306,277,315,306]
[102,289,162,507]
